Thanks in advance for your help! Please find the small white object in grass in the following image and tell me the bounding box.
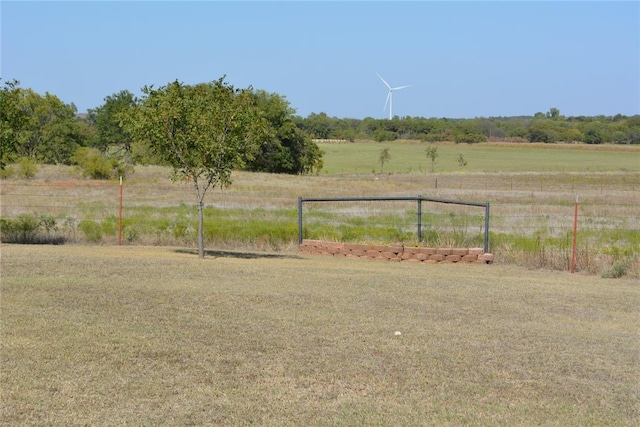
[395,331,402,336]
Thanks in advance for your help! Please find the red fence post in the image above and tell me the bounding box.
[118,176,123,246]
[570,196,579,273]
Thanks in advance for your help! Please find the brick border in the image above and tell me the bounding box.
[299,240,493,264]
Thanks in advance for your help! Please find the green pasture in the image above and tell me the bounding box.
[317,141,640,174]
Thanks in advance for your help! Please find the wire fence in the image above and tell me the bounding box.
[2,182,638,238]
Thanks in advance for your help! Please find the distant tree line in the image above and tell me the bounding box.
[295,110,640,145]
[2,78,638,177]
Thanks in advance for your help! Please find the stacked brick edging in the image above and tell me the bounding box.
[299,240,494,264]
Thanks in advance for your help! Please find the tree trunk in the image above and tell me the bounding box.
[193,179,205,259]
[197,200,204,259]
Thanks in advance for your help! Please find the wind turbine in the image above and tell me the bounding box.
[376,73,411,120]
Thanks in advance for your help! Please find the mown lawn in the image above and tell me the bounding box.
[2,244,638,425]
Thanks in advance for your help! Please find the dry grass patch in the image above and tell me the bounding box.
[1,244,638,425]
[1,165,638,276]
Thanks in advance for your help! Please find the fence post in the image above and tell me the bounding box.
[417,195,422,242]
[571,196,579,273]
[484,202,490,253]
[298,197,303,245]
[118,176,123,246]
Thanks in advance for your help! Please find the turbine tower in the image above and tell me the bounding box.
[376,73,411,120]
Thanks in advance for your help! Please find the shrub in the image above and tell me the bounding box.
[373,129,396,142]
[454,133,486,144]
[16,157,38,179]
[71,147,132,179]
[528,123,559,143]
[0,157,38,180]
[72,147,113,179]
[78,220,103,243]
[40,215,58,235]
[125,225,141,243]
[420,133,449,142]
[0,214,40,243]
[602,261,630,279]
[0,166,15,179]
[101,217,118,237]
[0,214,66,244]
[584,129,604,144]
[61,216,77,240]
[171,221,193,240]
[601,245,636,278]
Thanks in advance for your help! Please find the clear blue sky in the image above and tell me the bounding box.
[2,1,639,119]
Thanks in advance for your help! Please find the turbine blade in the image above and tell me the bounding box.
[384,91,391,112]
[376,72,391,90]
[392,85,412,91]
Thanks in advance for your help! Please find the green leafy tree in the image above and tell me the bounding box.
[546,107,562,120]
[20,90,80,162]
[246,90,323,174]
[75,115,99,147]
[122,78,267,258]
[373,129,396,142]
[379,147,390,173]
[356,117,382,138]
[303,112,333,139]
[528,120,560,143]
[332,118,357,141]
[505,120,530,140]
[425,145,439,172]
[88,90,137,152]
[583,128,604,144]
[457,153,467,167]
[560,127,584,142]
[1,81,82,164]
[0,79,26,169]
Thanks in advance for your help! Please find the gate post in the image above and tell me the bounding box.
[298,197,303,245]
[484,202,490,253]
[417,195,423,242]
